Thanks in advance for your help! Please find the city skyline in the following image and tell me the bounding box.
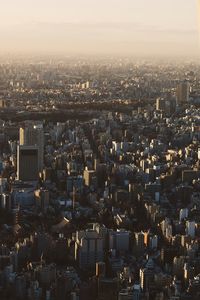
[1,2,200,298]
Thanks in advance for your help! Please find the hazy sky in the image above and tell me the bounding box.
[0,0,199,56]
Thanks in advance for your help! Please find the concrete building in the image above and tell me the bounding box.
[176,81,189,105]
[83,169,97,187]
[109,229,130,253]
[75,229,104,270]
[186,221,195,238]
[19,124,44,171]
[140,267,154,292]
[156,97,166,111]
[0,99,6,108]
[134,232,145,253]
[34,188,50,212]
[17,145,39,181]
[96,262,106,277]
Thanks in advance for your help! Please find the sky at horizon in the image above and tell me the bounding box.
[0,0,199,56]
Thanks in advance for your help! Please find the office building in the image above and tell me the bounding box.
[17,145,39,181]
[34,188,50,212]
[98,277,119,300]
[19,124,44,171]
[96,262,106,277]
[109,229,130,253]
[0,99,6,108]
[135,232,145,253]
[83,169,97,187]
[75,229,104,270]
[156,96,176,115]
[156,97,166,111]
[140,267,154,292]
[186,221,195,238]
[176,81,189,105]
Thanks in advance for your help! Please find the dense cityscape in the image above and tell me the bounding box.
[0,57,199,300]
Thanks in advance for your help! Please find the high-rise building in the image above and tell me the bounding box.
[98,277,119,300]
[156,97,166,111]
[19,124,44,171]
[96,262,106,277]
[34,188,50,212]
[134,232,145,252]
[0,99,6,108]
[118,286,140,300]
[17,145,39,181]
[156,96,176,115]
[75,229,104,270]
[83,169,97,187]
[140,267,154,292]
[186,221,195,238]
[176,81,189,105]
[179,208,188,222]
[70,292,78,300]
[109,229,130,253]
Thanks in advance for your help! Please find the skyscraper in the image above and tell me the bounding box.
[75,229,104,270]
[17,145,39,181]
[19,124,44,171]
[176,81,189,105]
[156,97,166,111]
